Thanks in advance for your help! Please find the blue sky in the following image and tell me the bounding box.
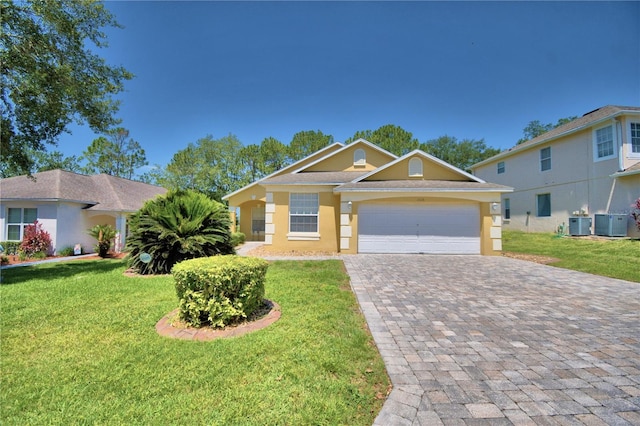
[57,1,640,171]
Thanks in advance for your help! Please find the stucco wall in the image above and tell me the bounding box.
[264,189,339,252]
[474,126,639,234]
[305,144,393,172]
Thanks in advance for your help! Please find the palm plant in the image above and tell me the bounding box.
[126,190,234,275]
[88,224,117,258]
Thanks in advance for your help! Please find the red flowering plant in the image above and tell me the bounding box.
[19,220,53,259]
[632,197,640,232]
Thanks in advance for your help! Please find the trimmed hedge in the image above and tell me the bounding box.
[230,232,246,247]
[172,255,269,328]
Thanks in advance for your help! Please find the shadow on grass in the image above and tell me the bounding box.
[0,259,127,285]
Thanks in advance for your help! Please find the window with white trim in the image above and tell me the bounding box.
[594,125,615,159]
[504,198,510,220]
[497,161,505,174]
[540,147,551,171]
[353,149,366,166]
[630,122,640,155]
[6,207,37,241]
[408,157,423,177]
[536,193,551,217]
[289,193,318,233]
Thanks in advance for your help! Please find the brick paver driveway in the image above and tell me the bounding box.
[343,255,640,425]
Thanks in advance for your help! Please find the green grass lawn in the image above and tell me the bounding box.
[0,259,389,425]
[502,230,640,283]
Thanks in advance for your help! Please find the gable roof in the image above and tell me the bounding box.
[222,142,344,200]
[290,138,397,174]
[472,105,640,168]
[0,169,167,212]
[354,149,486,183]
[335,149,511,193]
[261,171,367,186]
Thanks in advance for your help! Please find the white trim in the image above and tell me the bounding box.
[540,147,551,172]
[408,157,423,177]
[353,148,366,166]
[287,232,320,241]
[290,138,397,174]
[627,121,640,159]
[471,108,640,169]
[288,192,319,234]
[592,123,618,163]
[222,142,344,200]
[352,150,486,184]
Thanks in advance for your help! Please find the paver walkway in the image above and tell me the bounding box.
[343,254,640,425]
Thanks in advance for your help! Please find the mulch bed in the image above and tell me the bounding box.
[1,251,127,266]
[502,252,560,265]
[156,300,281,341]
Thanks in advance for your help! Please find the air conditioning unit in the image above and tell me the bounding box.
[568,217,591,236]
[594,214,627,237]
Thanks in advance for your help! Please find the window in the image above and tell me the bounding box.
[408,157,423,177]
[594,125,615,159]
[251,206,265,234]
[289,193,318,233]
[6,207,37,241]
[353,149,366,166]
[497,161,505,174]
[504,198,510,220]
[631,123,640,154]
[540,147,551,171]
[536,194,551,217]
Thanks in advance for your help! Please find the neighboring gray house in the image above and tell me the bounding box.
[0,169,167,254]
[471,105,640,237]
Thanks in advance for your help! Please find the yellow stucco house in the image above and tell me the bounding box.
[223,139,512,255]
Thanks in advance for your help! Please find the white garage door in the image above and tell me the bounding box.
[358,204,480,254]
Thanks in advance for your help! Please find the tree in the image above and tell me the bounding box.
[1,0,133,176]
[81,128,147,179]
[125,190,234,275]
[288,130,334,161]
[240,144,263,182]
[158,134,246,201]
[0,148,81,177]
[33,150,82,173]
[259,137,288,175]
[346,124,419,156]
[420,136,500,172]
[517,116,578,144]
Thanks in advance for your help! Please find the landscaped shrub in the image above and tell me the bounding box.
[20,221,52,258]
[0,241,21,256]
[631,197,640,232]
[231,231,246,247]
[126,190,235,275]
[172,255,268,328]
[88,224,117,258]
[58,246,75,257]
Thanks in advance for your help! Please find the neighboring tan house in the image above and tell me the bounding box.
[471,105,640,237]
[0,169,167,254]
[224,139,512,255]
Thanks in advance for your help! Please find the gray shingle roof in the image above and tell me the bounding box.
[0,169,167,212]
[335,180,512,192]
[473,105,640,168]
[261,171,368,185]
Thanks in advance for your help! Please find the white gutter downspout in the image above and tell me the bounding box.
[615,118,624,172]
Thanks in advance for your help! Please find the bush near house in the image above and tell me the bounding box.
[19,221,52,258]
[172,256,268,328]
[88,224,117,258]
[231,231,246,247]
[126,190,234,275]
[0,241,21,256]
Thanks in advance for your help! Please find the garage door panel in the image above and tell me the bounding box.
[358,204,480,254]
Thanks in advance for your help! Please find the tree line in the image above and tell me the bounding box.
[0,0,575,202]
